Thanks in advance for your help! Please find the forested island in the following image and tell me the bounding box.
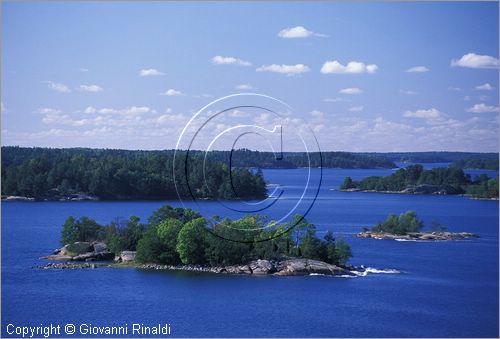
[41,205,363,276]
[363,151,499,170]
[341,164,499,199]
[356,211,477,241]
[1,147,267,201]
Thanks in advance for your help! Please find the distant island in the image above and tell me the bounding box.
[1,147,267,201]
[361,151,499,170]
[356,211,478,241]
[341,164,499,199]
[39,205,391,277]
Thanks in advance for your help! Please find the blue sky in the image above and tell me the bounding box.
[1,2,499,152]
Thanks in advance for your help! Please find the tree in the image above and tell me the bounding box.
[176,218,207,265]
[341,177,355,189]
[288,215,315,256]
[334,239,352,266]
[156,219,183,264]
[61,216,78,245]
[324,231,337,264]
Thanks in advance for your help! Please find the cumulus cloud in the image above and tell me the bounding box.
[78,84,103,92]
[278,26,328,38]
[83,106,97,114]
[44,81,71,93]
[475,83,495,91]
[256,64,310,76]
[349,106,364,112]
[139,68,165,76]
[211,56,252,66]
[466,103,499,113]
[451,53,499,69]
[236,84,253,90]
[320,60,378,74]
[160,89,184,96]
[339,87,362,94]
[403,108,443,119]
[405,66,429,73]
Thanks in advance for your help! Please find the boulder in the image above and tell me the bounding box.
[92,242,107,253]
[120,251,136,262]
[72,251,115,261]
[249,259,275,275]
[66,242,92,255]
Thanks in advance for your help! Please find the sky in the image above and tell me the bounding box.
[1,1,499,152]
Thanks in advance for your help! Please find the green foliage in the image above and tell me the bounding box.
[105,216,144,254]
[371,211,423,235]
[334,239,352,266]
[340,177,355,189]
[452,158,499,170]
[1,147,267,200]
[60,204,353,267]
[176,218,207,265]
[342,164,473,193]
[60,216,103,245]
[466,177,499,199]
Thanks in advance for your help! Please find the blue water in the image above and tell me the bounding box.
[2,167,498,337]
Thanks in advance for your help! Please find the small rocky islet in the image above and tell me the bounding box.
[356,231,478,241]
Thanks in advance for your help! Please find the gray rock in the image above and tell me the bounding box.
[92,242,107,253]
[120,251,136,262]
[249,259,275,275]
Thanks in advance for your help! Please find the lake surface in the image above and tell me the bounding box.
[2,166,499,337]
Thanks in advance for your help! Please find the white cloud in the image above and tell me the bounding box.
[44,81,71,93]
[466,103,499,113]
[277,26,328,38]
[97,106,155,115]
[451,53,499,69]
[349,106,364,112]
[323,98,342,102]
[1,102,5,113]
[37,108,62,115]
[399,90,417,95]
[139,68,165,76]
[405,66,429,73]
[448,86,461,91]
[403,108,443,119]
[160,89,184,96]
[211,56,252,67]
[475,83,495,91]
[79,68,89,72]
[309,110,325,118]
[256,64,310,76]
[339,87,362,95]
[236,84,253,90]
[83,106,97,114]
[78,84,103,92]
[321,60,378,74]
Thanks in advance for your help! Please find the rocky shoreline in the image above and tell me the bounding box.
[2,193,98,202]
[341,184,462,195]
[356,231,478,241]
[38,245,399,277]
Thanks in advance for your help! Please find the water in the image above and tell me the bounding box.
[2,167,498,337]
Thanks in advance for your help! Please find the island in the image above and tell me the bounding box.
[356,210,478,241]
[340,164,499,199]
[38,205,398,277]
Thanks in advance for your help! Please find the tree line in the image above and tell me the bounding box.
[341,164,498,198]
[1,147,267,200]
[60,205,353,267]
